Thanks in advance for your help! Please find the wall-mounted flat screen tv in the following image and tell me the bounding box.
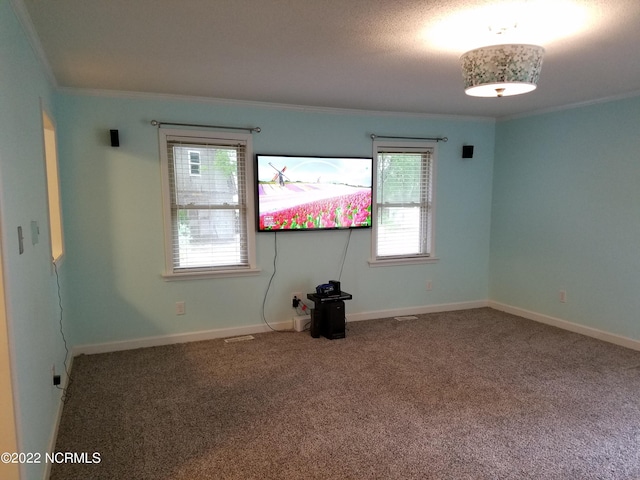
[255,154,373,231]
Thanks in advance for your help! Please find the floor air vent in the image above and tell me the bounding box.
[394,316,418,321]
[224,335,255,343]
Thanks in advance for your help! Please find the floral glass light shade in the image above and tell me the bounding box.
[460,44,545,97]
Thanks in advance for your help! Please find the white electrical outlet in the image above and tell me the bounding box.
[559,290,567,303]
[176,301,186,315]
[426,281,433,291]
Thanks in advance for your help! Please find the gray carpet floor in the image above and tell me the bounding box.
[51,308,640,479]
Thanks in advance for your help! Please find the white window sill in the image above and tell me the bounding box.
[368,256,440,267]
[162,267,261,281]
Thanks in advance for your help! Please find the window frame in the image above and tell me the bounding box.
[42,108,65,265]
[369,139,439,267]
[159,128,260,280]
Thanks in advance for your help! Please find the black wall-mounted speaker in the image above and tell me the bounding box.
[462,145,474,158]
[110,129,120,147]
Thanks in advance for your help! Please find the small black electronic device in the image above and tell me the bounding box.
[110,129,120,147]
[328,280,341,293]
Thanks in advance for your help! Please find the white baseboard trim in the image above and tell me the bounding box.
[72,300,489,356]
[72,300,640,356]
[489,301,640,351]
[72,320,293,356]
[347,300,489,323]
[44,352,74,480]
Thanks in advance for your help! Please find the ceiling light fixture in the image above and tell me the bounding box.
[460,43,545,97]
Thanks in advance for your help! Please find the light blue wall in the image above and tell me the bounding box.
[0,2,68,479]
[3,1,639,475]
[491,96,640,339]
[55,92,495,346]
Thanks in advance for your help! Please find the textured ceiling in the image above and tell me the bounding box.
[19,0,640,118]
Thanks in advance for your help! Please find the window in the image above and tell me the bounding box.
[42,110,64,263]
[370,140,437,265]
[188,151,201,176]
[160,129,258,278]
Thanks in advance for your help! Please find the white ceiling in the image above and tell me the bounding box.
[19,0,640,118]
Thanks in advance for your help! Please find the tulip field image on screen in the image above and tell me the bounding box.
[256,155,372,231]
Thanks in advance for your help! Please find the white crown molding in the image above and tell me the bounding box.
[498,88,640,122]
[55,86,496,123]
[9,0,57,88]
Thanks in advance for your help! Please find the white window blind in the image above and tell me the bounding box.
[375,147,434,260]
[165,137,249,272]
